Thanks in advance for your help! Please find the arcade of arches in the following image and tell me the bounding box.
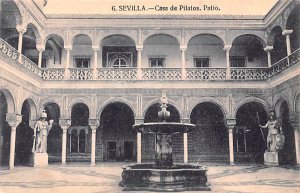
[1,91,299,168]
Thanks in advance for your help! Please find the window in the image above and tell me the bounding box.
[149,57,165,67]
[194,57,210,67]
[74,57,90,68]
[107,52,132,68]
[230,56,246,67]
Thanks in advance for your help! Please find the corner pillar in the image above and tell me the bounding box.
[264,46,273,67]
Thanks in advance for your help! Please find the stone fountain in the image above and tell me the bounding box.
[119,90,211,191]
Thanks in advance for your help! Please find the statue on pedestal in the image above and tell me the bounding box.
[259,110,285,152]
[32,110,54,153]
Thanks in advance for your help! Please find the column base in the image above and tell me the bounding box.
[30,152,49,167]
[264,152,279,166]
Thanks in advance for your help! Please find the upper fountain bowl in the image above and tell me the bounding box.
[133,122,196,134]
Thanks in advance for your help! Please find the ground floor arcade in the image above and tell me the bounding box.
[0,88,299,169]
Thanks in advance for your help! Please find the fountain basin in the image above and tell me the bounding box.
[120,163,211,191]
[133,122,195,134]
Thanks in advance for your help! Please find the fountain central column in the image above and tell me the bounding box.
[155,134,173,167]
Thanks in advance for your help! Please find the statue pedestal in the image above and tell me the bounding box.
[30,153,49,167]
[264,152,279,166]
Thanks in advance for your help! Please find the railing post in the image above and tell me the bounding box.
[180,45,187,80]
[223,45,232,80]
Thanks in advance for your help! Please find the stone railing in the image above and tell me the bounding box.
[41,68,65,80]
[186,68,227,80]
[142,68,182,80]
[69,68,93,80]
[230,67,270,80]
[20,55,42,76]
[98,68,137,80]
[0,38,19,61]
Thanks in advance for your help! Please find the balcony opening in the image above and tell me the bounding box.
[149,56,165,67]
[230,56,246,67]
[74,56,91,68]
[194,57,210,67]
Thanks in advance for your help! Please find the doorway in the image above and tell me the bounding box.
[107,141,117,161]
[124,141,134,161]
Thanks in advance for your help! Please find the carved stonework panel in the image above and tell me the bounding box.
[96,29,138,46]
[141,29,181,45]
[185,29,226,46]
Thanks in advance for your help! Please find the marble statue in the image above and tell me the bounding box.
[260,110,285,152]
[32,110,54,153]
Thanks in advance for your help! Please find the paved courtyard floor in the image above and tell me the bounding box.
[0,162,299,193]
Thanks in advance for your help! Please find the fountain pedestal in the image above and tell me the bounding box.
[119,90,211,191]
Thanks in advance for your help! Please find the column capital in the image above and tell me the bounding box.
[225,118,236,128]
[64,45,72,51]
[136,44,143,51]
[264,46,273,52]
[89,119,99,130]
[92,45,100,51]
[16,24,27,34]
[282,29,293,36]
[6,114,22,127]
[135,118,144,125]
[180,45,187,52]
[223,45,232,51]
[36,45,45,52]
[181,118,190,124]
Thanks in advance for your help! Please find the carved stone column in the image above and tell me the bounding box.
[59,119,71,165]
[223,45,232,80]
[6,114,22,169]
[282,30,293,56]
[264,46,273,67]
[226,118,236,165]
[89,119,99,166]
[135,118,144,163]
[180,46,187,80]
[136,45,143,80]
[290,113,300,165]
[16,25,26,63]
[36,45,45,68]
[64,46,72,79]
[181,118,190,163]
[92,45,100,79]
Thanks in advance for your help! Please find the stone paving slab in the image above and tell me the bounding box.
[0,163,299,193]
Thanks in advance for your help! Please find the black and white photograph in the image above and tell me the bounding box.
[0,0,299,192]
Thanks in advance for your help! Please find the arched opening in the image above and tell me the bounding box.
[231,34,267,68]
[67,103,90,162]
[101,35,137,68]
[235,102,268,163]
[72,34,93,68]
[190,102,228,162]
[98,102,135,161]
[15,100,34,166]
[0,1,22,41]
[44,103,61,163]
[277,100,296,165]
[143,103,181,162]
[187,34,225,68]
[269,26,287,64]
[0,92,10,166]
[143,34,180,68]
[286,5,300,53]
[43,35,64,68]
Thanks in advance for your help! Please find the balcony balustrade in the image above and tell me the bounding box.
[0,38,299,82]
[142,68,182,80]
[186,68,227,80]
